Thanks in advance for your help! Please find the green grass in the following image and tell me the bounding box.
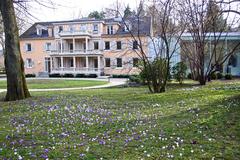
[0,80,240,159]
[0,79,108,89]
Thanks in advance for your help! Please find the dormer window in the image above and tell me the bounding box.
[93,24,98,33]
[69,25,74,32]
[107,25,114,35]
[58,26,63,33]
[80,24,87,32]
[36,28,42,36]
[123,23,131,32]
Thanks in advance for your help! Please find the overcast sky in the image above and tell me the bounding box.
[29,0,140,22]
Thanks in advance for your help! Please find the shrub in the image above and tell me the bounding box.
[225,74,233,80]
[76,74,86,78]
[210,72,217,80]
[87,74,98,78]
[25,74,36,78]
[172,62,187,84]
[187,73,192,79]
[129,75,141,84]
[63,74,74,78]
[112,74,130,78]
[216,72,223,79]
[49,73,61,78]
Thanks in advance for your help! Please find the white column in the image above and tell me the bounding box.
[60,39,63,53]
[73,56,76,71]
[85,38,88,53]
[61,56,63,70]
[73,38,76,52]
[50,57,53,73]
[86,56,89,70]
[98,56,101,77]
[98,56,101,69]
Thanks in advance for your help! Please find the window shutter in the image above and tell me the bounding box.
[32,60,35,67]
[31,44,33,52]
[24,60,27,68]
[25,44,27,52]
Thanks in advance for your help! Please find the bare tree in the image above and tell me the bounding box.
[180,0,240,85]
[118,0,185,93]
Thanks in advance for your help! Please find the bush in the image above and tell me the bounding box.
[112,74,130,78]
[225,74,233,80]
[172,62,187,84]
[87,74,98,78]
[49,73,61,78]
[76,74,86,78]
[187,73,192,79]
[210,72,217,80]
[25,74,36,78]
[62,74,74,78]
[216,72,223,79]
[129,75,141,84]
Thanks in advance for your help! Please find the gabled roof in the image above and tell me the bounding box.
[20,17,152,39]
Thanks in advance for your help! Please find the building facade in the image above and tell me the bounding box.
[20,17,152,77]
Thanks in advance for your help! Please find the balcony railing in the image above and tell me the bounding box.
[51,67,104,74]
[59,30,92,37]
[49,49,103,55]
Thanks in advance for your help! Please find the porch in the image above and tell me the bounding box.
[50,56,104,76]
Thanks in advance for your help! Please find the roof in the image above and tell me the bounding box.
[181,32,240,41]
[115,16,152,36]
[20,17,152,39]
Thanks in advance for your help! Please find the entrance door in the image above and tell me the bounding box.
[45,57,51,73]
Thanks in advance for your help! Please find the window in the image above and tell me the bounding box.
[70,58,74,67]
[122,23,131,32]
[58,26,63,33]
[107,25,114,34]
[105,58,111,67]
[229,55,237,67]
[80,24,86,31]
[133,58,139,67]
[26,58,34,68]
[69,25,74,32]
[105,41,110,50]
[133,40,138,49]
[26,43,32,52]
[117,58,122,68]
[45,43,51,51]
[93,24,98,33]
[116,41,122,50]
[94,42,99,50]
[36,28,42,36]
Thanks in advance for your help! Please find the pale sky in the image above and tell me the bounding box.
[28,0,140,22]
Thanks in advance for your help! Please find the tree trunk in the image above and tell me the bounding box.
[0,0,31,101]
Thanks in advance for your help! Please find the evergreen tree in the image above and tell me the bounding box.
[88,11,105,19]
[123,5,132,18]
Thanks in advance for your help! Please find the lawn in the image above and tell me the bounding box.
[0,80,240,159]
[0,79,108,89]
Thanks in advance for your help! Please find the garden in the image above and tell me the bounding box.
[0,80,239,159]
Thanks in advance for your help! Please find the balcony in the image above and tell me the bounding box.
[49,49,103,56]
[59,30,92,37]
